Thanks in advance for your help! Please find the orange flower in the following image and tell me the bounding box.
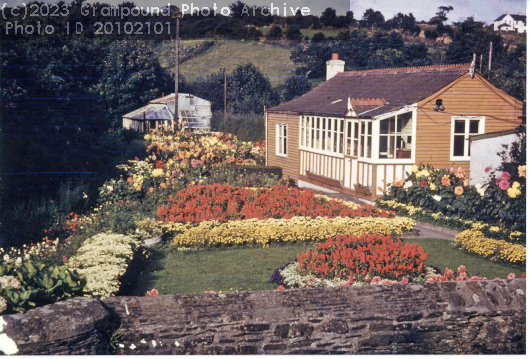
[127,177,134,184]
[454,186,464,196]
[148,187,154,193]
[393,179,405,188]
[441,175,451,187]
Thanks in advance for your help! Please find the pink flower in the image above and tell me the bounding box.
[457,265,466,274]
[485,166,492,173]
[203,290,216,294]
[444,268,454,280]
[507,273,516,280]
[381,279,393,285]
[497,180,510,190]
[401,277,409,284]
[311,277,316,285]
[470,276,481,281]
[522,273,526,279]
[63,256,68,263]
[277,285,285,291]
[449,167,454,174]
[493,277,501,280]
[146,289,159,296]
[364,275,372,282]
[499,171,511,181]
[370,276,381,285]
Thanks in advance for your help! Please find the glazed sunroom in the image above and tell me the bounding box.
[299,104,416,197]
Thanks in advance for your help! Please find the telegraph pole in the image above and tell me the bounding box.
[488,41,492,79]
[173,10,181,132]
[223,69,227,131]
[479,54,483,73]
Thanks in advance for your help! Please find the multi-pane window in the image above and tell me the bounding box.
[301,116,344,154]
[451,116,484,160]
[379,112,413,159]
[276,123,287,156]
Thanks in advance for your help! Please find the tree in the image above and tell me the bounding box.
[320,7,337,26]
[285,26,303,41]
[267,25,283,40]
[229,1,248,18]
[97,40,173,125]
[280,74,312,102]
[429,5,453,25]
[360,8,385,30]
[311,32,326,43]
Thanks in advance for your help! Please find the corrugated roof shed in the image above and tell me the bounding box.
[268,64,470,117]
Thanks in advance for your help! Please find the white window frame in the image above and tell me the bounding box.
[450,116,485,161]
[299,116,345,157]
[276,123,288,157]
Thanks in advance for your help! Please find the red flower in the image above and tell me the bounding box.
[522,273,526,279]
[146,289,159,296]
[485,166,492,173]
[420,180,428,188]
[277,285,284,291]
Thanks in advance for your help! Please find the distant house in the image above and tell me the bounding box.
[493,13,526,33]
[122,93,212,132]
[265,54,523,200]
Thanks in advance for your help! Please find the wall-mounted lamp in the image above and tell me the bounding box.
[433,99,445,111]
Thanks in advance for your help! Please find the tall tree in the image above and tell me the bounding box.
[429,5,454,25]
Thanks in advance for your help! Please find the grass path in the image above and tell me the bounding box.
[129,238,524,296]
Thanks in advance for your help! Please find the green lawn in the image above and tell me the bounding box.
[129,238,524,295]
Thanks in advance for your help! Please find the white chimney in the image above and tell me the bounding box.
[326,53,345,81]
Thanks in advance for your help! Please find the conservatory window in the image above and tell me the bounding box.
[451,116,485,160]
[379,112,413,159]
[301,116,344,154]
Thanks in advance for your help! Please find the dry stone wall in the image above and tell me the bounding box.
[1,279,526,355]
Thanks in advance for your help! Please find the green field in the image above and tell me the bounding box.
[158,39,298,86]
[129,238,524,295]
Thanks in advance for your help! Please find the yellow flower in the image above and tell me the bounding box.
[411,165,418,173]
[429,183,436,191]
[152,169,164,178]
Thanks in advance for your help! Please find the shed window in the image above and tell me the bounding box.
[451,117,484,160]
[276,123,288,157]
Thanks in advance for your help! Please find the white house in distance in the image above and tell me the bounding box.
[493,13,526,33]
[122,93,212,132]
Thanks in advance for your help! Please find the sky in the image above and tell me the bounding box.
[3,0,527,24]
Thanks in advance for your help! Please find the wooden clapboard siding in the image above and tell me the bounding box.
[266,111,300,182]
[416,73,523,172]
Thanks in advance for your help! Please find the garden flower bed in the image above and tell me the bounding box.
[270,234,524,290]
[455,230,526,267]
[157,184,389,223]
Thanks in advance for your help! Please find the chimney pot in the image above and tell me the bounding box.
[332,53,339,60]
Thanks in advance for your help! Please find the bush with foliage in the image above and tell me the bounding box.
[67,233,140,299]
[378,126,526,234]
[0,259,85,314]
[158,184,391,223]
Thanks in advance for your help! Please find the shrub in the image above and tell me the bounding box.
[171,216,415,248]
[297,234,427,280]
[455,230,525,267]
[0,260,85,314]
[68,233,140,298]
[158,184,391,223]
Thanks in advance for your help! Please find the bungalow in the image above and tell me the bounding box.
[122,93,212,132]
[493,13,526,33]
[265,54,523,200]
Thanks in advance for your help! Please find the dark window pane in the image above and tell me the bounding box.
[347,122,351,137]
[380,119,389,134]
[470,120,479,134]
[367,136,372,158]
[454,135,465,156]
[361,122,366,135]
[354,123,359,138]
[368,122,372,135]
[455,120,465,134]
[379,136,388,159]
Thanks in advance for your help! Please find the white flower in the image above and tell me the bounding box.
[107,185,114,192]
[140,339,146,344]
[118,344,125,348]
[474,183,486,197]
[0,333,18,355]
[2,255,9,262]
[175,341,180,347]
[403,181,413,189]
[14,258,22,268]
[152,340,157,348]
[433,195,442,202]
[0,297,7,313]
[0,276,21,290]
[129,344,136,350]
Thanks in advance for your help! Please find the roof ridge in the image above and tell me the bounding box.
[340,63,470,75]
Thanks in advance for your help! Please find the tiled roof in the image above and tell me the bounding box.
[268,64,470,117]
